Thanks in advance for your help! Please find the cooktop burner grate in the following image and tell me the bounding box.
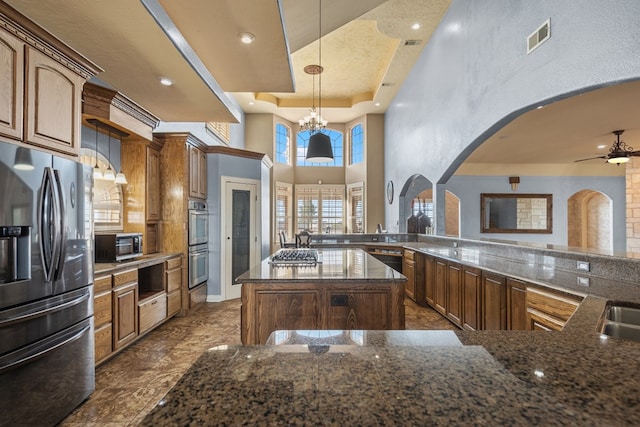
[269,249,321,266]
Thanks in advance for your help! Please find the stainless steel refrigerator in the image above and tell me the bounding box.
[0,140,94,426]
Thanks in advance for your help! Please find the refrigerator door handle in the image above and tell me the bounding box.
[38,167,62,283]
[52,169,66,281]
[0,288,90,327]
[0,322,90,373]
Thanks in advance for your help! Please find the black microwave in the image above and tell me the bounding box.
[95,233,143,262]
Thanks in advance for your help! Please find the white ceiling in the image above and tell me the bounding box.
[5,0,638,175]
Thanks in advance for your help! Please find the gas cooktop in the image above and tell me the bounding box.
[269,249,321,266]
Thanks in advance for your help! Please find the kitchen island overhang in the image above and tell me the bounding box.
[236,248,407,345]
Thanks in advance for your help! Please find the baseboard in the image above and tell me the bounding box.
[206,295,225,303]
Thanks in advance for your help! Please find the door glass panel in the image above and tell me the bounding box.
[232,190,251,282]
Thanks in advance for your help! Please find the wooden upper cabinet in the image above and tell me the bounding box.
[146,147,160,221]
[24,47,84,156]
[0,27,24,141]
[189,145,207,200]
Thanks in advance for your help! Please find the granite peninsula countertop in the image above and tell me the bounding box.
[141,297,640,425]
[235,248,406,283]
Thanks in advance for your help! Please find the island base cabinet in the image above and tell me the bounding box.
[328,291,391,330]
[481,272,506,330]
[254,291,320,343]
[241,282,405,345]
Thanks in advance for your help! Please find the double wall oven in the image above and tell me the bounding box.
[188,200,208,289]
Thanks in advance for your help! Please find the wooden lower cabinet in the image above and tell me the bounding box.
[445,262,463,327]
[165,257,182,317]
[481,271,506,330]
[507,278,529,330]
[434,259,447,316]
[93,275,113,364]
[462,266,481,331]
[328,290,392,330]
[424,254,436,307]
[403,250,416,302]
[113,281,138,350]
[189,283,207,309]
[139,293,167,334]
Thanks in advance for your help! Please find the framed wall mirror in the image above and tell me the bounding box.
[481,193,552,234]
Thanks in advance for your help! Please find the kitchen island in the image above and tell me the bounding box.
[236,248,407,345]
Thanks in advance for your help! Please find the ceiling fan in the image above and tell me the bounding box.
[575,130,640,164]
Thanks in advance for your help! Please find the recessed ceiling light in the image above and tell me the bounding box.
[597,144,607,149]
[249,101,254,105]
[411,23,420,30]
[536,105,544,109]
[238,32,255,44]
[159,77,173,86]
[374,102,381,107]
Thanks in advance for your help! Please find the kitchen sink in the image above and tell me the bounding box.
[606,306,640,325]
[600,304,640,343]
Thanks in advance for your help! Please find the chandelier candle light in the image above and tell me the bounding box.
[302,0,334,162]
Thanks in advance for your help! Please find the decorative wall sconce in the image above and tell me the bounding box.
[509,176,520,191]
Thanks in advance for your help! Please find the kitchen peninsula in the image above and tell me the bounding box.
[237,248,406,345]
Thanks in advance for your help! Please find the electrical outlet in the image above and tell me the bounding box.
[577,276,590,287]
[576,261,590,272]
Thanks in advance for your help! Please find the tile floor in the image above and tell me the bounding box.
[60,298,457,426]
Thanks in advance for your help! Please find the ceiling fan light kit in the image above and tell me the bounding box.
[574,129,640,164]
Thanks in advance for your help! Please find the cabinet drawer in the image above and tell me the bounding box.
[166,256,182,270]
[94,275,112,294]
[139,293,167,333]
[526,286,581,322]
[166,268,182,293]
[404,250,415,261]
[113,269,138,287]
[93,291,112,328]
[167,290,181,317]
[94,323,112,364]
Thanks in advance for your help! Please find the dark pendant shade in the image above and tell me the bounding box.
[306,132,333,162]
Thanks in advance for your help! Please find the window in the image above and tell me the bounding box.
[295,185,345,233]
[275,123,290,164]
[350,124,364,165]
[274,182,293,241]
[296,129,343,167]
[80,152,124,231]
[347,182,364,233]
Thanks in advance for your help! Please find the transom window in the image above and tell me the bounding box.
[296,129,343,167]
[350,124,364,165]
[275,123,291,165]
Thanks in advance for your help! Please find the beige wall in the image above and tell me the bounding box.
[244,112,385,235]
[626,157,640,253]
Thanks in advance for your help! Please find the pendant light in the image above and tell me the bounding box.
[305,0,334,162]
[14,147,34,170]
[103,129,115,181]
[92,122,103,180]
[114,130,128,185]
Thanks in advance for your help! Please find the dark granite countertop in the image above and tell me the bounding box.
[94,252,181,276]
[402,243,640,304]
[141,295,640,425]
[235,248,406,283]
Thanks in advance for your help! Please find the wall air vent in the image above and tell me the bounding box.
[404,39,422,46]
[527,18,550,54]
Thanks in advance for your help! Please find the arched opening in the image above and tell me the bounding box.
[567,190,612,252]
[398,174,432,233]
[445,190,460,237]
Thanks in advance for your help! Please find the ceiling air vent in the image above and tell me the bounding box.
[404,39,422,46]
[527,18,550,54]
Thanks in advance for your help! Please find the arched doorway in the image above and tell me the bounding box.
[567,190,612,252]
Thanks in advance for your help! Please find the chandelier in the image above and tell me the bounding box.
[298,64,327,133]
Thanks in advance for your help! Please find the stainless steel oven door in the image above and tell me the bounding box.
[188,244,208,289]
[188,209,208,246]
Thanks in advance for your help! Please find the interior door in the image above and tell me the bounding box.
[223,179,259,300]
